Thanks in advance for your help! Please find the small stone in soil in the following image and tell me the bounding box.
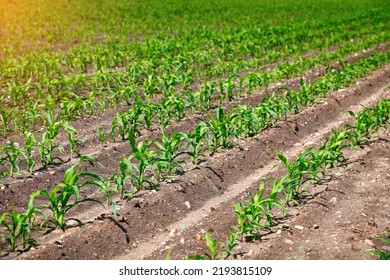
[179,225,187,232]
[329,197,337,205]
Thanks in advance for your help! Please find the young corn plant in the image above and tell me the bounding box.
[234,183,284,241]
[162,94,188,122]
[115,133,156,197]
[0,192,44,251]
[85,176,118,217]
[186,230,227,260]
[275,147,321,204]
[140,101,159,131]
[96,126,106,146]
[111,106,142,141]
[184,124,207,165]
[229,105,262,137]
[0,108,14,139]
[347,100,390,146]
[314,129,349,175]
[35,112,64,167]
[195,82,215,110]
[218,75,236,103]
[0,140,26,177]
[111,159,133,199]
[154,129,187,179]
[200,107,234,152]
[24,131,36,173]
[62,121,81,158]
[33,156,104,231]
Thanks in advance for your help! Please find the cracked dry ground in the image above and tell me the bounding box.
[1,62,389,260]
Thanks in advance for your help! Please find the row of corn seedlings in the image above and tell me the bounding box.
[3,5,385,87]
[1,20,388,138]
[187,98,390,259]
[5,31,390,140]
[2,42,388,179]
[108,47,390,142]
[0,156,107,251]
[1,30,386,140]
[107,50,390,200]
[0,113,81,178]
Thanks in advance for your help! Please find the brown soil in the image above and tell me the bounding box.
[1,59,389,260]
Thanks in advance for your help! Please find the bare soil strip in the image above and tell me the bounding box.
[9,63,389,260]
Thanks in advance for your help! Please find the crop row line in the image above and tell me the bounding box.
[186,98,390,260]
[0,46,388,180]
[1,26,388,137]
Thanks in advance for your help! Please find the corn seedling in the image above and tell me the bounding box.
[84,176,118,217]
[0,108,14,139]
[186,230,227,260]
[63,121,80,158]
[230,105,262,137]
[154,129,187,178]
[0,140,26,177]
[96,126,106,146]
[200,107,234,152]
[23,131,36,173]
[35,112,64,167]
[33,156,104,230]
[366,232,390,260]
[184,124,207,165]
[111,106,142,141]
[0,192,44,251]
[234,183,284,241]
[120,133,157,194]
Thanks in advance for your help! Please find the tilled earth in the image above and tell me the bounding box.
[1,56,389,260]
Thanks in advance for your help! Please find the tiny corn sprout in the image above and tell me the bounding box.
[0,108,14,139]
[85,176,118,217]
[35,112,64,167]
[24,131,36,173]
[111,107,142,141]
[62,121,81,158]
[96,126,106,146]
[186,230,226,260]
